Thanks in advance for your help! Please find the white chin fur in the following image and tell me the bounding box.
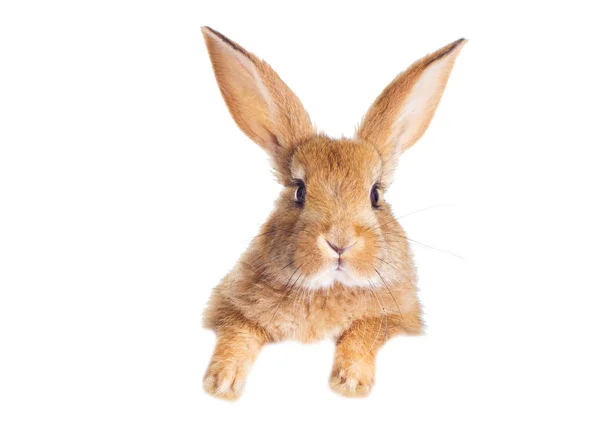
[301,267,375,290]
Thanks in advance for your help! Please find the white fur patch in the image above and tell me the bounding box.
[302,266,378,290]
[391,58,448,153]
[290,164,305,181]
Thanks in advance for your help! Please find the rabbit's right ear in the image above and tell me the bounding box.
[202,27,313,178]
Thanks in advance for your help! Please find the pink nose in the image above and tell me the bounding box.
[326,240,351,255]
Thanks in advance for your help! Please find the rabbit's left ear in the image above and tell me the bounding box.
[202,27,313,179]
[357,39,466,184]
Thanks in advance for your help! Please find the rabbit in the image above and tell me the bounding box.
[200,26,466,400]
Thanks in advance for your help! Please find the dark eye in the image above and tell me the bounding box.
[370,184,381,208]
[294,180,306,206]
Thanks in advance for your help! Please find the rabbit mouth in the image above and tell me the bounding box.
[299,259,374,290]
[288,232,381,289]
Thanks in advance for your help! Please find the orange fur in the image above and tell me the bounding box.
[201,27,465,399]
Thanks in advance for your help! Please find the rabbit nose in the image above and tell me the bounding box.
[326,240,355,255]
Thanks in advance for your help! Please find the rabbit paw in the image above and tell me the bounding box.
[329,362,374,398]
[203,359,250,401]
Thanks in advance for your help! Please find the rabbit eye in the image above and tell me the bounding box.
[294,180,306,206]
[370,184,381,208]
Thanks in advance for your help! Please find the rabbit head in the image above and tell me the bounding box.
[202,27,465,290]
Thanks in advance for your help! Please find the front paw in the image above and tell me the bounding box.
[329,361,375,398]
[203,359,250,401]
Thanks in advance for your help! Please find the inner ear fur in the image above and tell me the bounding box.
[201,27,314,181]
[357,38,467,185]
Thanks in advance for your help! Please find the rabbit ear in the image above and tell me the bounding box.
[201,27,313,176]
[357,38,466,184]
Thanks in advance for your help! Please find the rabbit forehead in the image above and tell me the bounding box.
[290,137,382,186]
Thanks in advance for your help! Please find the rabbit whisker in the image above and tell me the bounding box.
[346,280,386,371]
[268,265,306,326]
[379,232,464,260]
[396,203,452,219]
[372,266,404,318]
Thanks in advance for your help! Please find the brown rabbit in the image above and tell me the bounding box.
[201,26,466,400]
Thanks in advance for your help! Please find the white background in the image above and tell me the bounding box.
[1,1,599,421]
